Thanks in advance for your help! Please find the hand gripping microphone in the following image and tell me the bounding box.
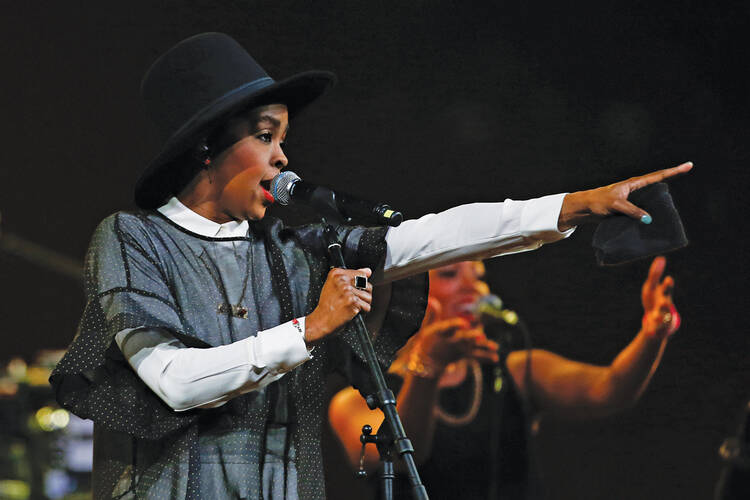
[270,171,404,227]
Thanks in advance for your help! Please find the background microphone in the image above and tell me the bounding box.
[474,294,519,326]
[270,171,404,227]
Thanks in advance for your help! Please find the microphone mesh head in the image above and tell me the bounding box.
[270,171,300,206]
[476,294,503,315]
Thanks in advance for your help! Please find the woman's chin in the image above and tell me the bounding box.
[247,208,267,221]
[242,196,271,221]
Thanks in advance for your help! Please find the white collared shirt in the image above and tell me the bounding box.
[157,196,250,237]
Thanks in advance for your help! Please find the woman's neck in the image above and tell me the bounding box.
[177,173,234,224]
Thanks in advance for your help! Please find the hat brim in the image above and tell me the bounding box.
[134,70,335,209]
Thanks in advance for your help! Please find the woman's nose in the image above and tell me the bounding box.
[272,143,288,169]
[458,269,477,290]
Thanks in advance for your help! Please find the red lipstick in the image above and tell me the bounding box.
[262,188,275,203]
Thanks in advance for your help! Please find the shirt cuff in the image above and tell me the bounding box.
[252,317,312,375]
[519,192,576,240]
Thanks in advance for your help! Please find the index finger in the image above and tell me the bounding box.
[644,256,666,293]
[628,162,693,191]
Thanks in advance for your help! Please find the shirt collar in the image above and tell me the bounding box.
[157,197,249,238]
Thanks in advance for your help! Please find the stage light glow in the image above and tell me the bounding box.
[50,409,70,429]
[35,406,69,431]
[35,406,55,431]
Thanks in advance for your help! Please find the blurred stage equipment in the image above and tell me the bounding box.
[0,212,83,283]
[715,399,750,499]
[0,352,93,500]
[1,212,90,498]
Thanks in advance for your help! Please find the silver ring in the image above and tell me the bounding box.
[354,275,368,290]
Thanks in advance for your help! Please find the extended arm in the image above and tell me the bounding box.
[506,256,679,419]
[382,194,572,283]
[381,162,692,283]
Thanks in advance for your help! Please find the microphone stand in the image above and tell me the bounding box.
[482,307,535,500]
[487,327,509,500]
[322,225,428,500]
[715,399,750,499]
[307,190,428,500]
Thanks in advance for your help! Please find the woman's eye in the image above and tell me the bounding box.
[436,270,458,279]
[257,132,273,143]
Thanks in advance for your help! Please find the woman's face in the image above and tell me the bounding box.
[211,103,289,221]
[428,261,488,322]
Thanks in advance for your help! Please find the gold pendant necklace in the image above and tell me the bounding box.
[216,303,249,319]
[204,238,252,320]
[435,359,483,427]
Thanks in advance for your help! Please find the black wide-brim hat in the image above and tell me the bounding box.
[135,32,335,209]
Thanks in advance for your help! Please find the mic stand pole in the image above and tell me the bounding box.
[359,423,395,500]
[322,224,428,500]
[487,328,509,500]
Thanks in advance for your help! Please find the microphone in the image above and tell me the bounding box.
[270,171,404,227]
[474,294,519,326]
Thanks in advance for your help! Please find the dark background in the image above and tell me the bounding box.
[1,2,747,499]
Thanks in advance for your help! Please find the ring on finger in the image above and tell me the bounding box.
[661,312,673,324]
[354,275,368,290]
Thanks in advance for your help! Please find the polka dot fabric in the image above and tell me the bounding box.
[50,211,427,499]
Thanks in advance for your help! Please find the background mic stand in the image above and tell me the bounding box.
[487,326,511,500]
[319,219,428,500]
[715,399,750,499]
[481,305,535,500]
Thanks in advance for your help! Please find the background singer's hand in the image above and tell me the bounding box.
[305,267,372,345]
[412,298,499,371]
[558,161,693,230]
[641,256,680,340]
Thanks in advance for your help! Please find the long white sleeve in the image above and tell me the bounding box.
[115,318,311,411]
[380,193,574,283]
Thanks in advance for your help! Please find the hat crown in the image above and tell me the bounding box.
[141,33,273,142]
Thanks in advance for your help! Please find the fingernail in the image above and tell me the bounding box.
[640,214,652,225]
